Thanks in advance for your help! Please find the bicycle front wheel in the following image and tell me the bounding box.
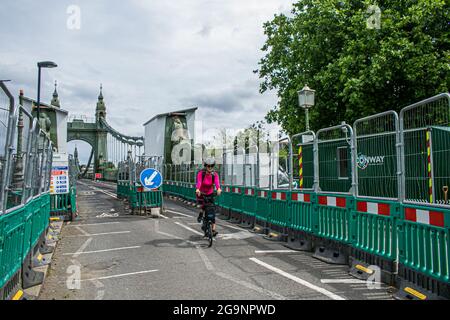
[207,223,213,247]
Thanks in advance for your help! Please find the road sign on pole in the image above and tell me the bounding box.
[140,168,163,190]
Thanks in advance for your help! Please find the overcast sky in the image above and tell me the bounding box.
[0,0,292,163]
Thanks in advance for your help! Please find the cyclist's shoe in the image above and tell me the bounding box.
[212,230,218,237]
[197,213,203,223]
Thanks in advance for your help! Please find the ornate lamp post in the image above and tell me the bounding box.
[298,84,316,131]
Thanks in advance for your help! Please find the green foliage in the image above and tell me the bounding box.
[256,0,450,135]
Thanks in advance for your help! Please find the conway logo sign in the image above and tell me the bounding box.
[357,153,385,170]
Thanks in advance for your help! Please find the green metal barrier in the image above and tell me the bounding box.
[255,189,270,223]
[289,191,314,234]
[50,186,76,220]
[398,203,449,284]
[314,194,354,244]
[230,186,244,213]
[50,193,70,214]
[221,186,232,210]
[31,197,44,248]
[129,184,163,213]
[186,183,196,202]
[269,190,290,229]
[0,192,50,291]
[242,187,256,217]
[0,206,26,290]
[351,199,400,260]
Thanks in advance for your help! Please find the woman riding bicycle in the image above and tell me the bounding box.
[195,157,222,237]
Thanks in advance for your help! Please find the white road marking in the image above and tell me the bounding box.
[159,214,169,219]
[218,231,254,240]
[174,221,204,236]
[89,186,118,199]
[75,226,91,236]
[64,246,141,256]
[81,270,159,282]
[363,292,391,296]
[249,258,346,301]
[72,238,93,258]
[366,295,392,300]
[165,209,192,218]
[67,222,120,227]
[196,246,214,271]
[96,212,119,218]
[255,250,297,254]
[215,271,287,300]
[66,231,131,237]
[320,279,368,284]
[219,223,245,231]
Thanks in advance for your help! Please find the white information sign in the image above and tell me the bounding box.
[50,153,69,195]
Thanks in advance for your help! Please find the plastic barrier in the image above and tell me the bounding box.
[312,194,354,264]
[395,203,450,299]
[129,184,163,215]
[50,186,76,221]
[349,199,400,284]
[0,206,26,291]
[286,191,315,251]
[269,190,289,234]
[230,186,243,223]
[254,189,270,233]
[241,187,256,228]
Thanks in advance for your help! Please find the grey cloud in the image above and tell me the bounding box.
[1,0,289,160]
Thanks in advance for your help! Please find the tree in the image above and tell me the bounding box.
[256,0,450,135]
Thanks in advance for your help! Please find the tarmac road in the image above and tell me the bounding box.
[39,179,394,300]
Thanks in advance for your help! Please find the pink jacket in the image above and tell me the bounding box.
[196,170,220,195]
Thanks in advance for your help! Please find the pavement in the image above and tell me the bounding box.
[38,179,395,300]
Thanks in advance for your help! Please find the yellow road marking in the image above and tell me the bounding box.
[404,287,426,300]
[355,264,374,275]
[12,290,23,300]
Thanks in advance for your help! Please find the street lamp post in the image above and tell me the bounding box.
[298,84,316,131]
[36,61,58,120]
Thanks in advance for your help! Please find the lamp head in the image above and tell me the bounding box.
[298,84,316,109]
[37,61,58,68]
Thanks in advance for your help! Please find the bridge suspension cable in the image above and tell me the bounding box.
[100,118,144,169]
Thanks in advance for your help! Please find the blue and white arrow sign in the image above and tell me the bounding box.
[140,168,163,190]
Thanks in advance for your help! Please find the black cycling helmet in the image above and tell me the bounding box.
[204,157,216,167]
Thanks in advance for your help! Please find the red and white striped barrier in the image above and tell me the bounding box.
[271,192,287,201]
[233,187,241,194]
[404,208,444,227]
[291,193,311,203]
[258,190,268,198]
[318,196,346,208]
[357,201,390,216]
[224,187,231,193]
[245,189,255,196]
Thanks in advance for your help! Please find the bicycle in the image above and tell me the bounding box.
[199,191,218,247]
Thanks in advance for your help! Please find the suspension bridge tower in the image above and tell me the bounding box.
[67,84,144,178]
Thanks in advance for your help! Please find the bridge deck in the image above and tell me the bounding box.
[39,179,393,300]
